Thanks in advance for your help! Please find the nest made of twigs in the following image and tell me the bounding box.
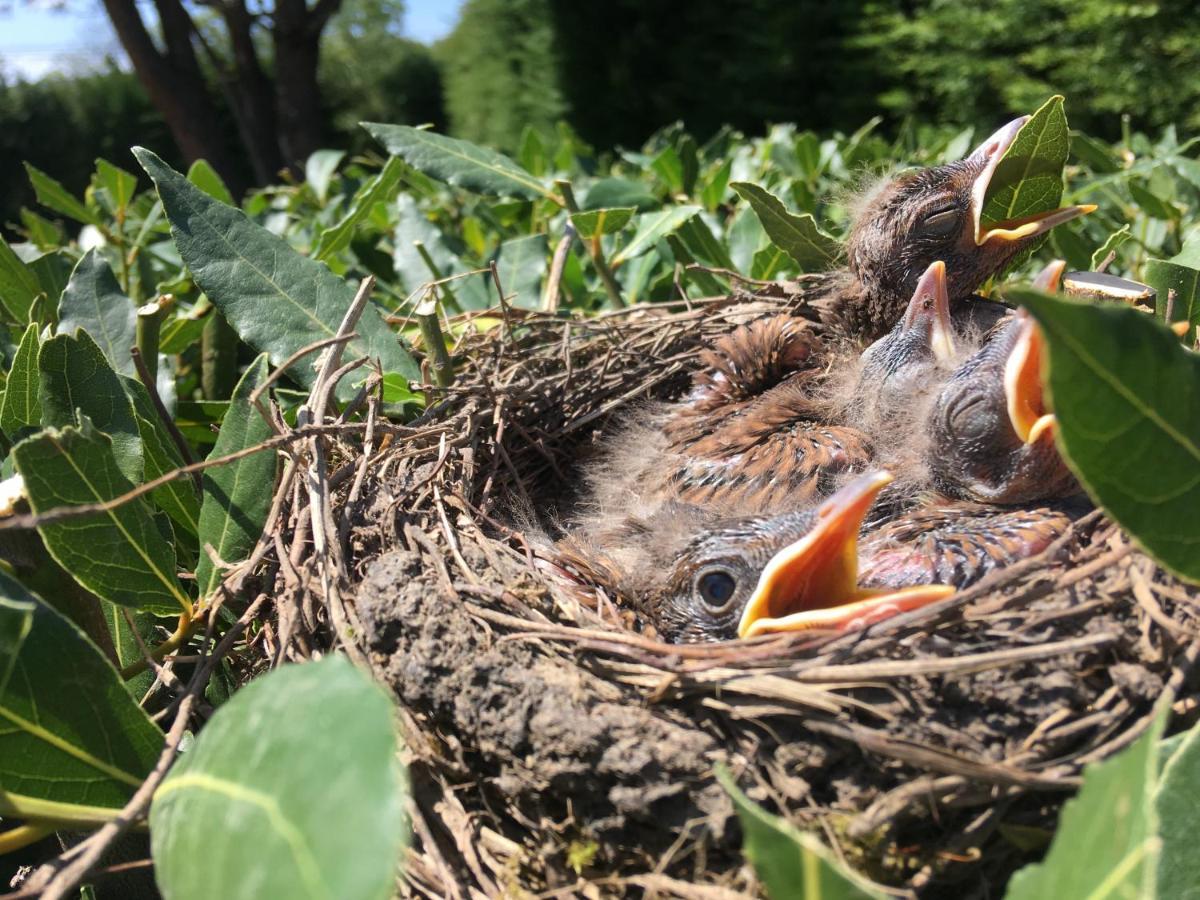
[294,288,1200,899]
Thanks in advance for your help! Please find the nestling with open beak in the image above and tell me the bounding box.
[558,471,954,644]
[821,117,1095,339]
[925,261,1080,505]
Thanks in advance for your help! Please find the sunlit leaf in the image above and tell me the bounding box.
[1014,289,1200,582]
[151,656,406,900]
[731,182,840,271]
[57,250,136,376]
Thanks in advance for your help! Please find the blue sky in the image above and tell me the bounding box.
[0,0,463,80]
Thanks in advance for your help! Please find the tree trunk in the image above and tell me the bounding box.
[274,0,342,171]
[101,0,246,195]
[219,0,286,184]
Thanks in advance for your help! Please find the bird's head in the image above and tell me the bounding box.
[846,118,1094,336]
[854,259,958,427]
[650,471,953,643]
[926,261,1079,504]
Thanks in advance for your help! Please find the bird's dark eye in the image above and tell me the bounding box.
[695,568,737,612]
[920,207,961,238]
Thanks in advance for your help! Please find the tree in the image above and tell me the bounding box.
[101,0,349,195]
[436,0,566,151]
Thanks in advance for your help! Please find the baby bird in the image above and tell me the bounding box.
[818,117,1095,339]
[924,262,1080,505]
[565,470,954,644]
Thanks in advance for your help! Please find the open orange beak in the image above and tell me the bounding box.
[903,260,957,363]
[1003,311,1057,446]
[968,117,1096,246]
[737,472,954,638]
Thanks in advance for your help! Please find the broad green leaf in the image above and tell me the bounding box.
[314,157,406,261]
[57,250,137,376]
[752,245,790,280]
[730,182,840,271]
[0,571,162,818]
[363,122,553,201]
[611,205,703,267]
[150,656,406,900]
[134,148,419,388]
[652,146,684,193]
[0,591,33,698]
[1071,131,1121,174]
[569,207,636,240]
[1145,241,1200,326]
[1005,707,1163,900]
[393,195,490,310]
[978,96,1069,255]
[186,160,235,206]
[676,216,735,270]
[305,149,346,204]
[12,419,188,614]
[39,330,143,485]
[0,236,41,322]
[583,177,658,212]
[92,159,138,218]
[24,162,102,226]
[1091,225,1131,270]
[1156,719,1200,896]
[517,125,546,176]
[1130,181,1178,221]
[1015,289,1200,582]
[700,158,733,210]
[194,356,275,600]
[122,376,201,537]
[102,599,166,698]
[0,324,40,437]
[493,235,548,309]
[717,767,881,899]
[19,209,63,250]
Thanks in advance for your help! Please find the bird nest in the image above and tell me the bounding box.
[299,288,1200,899]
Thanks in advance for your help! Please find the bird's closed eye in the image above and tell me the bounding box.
[695,568,738,613]
[947,393,992,441]
[920,207,961,238]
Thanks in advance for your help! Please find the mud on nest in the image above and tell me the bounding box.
[303,286,1200,899]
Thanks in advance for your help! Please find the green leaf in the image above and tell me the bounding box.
[493,235,548,309]
[0,571,162,818]
[305,149,346,204]
[730,182,840,271]
[1005,706,1163,900]
[1071,131,1121,174]
[717,767,882,899]
[58,250,137,376]
[1091,225,1131,270]
[979,96,1069,242]
[611,205,703,267]
[314,157,406,262]
[675,216,735,270]
[92,159,138,218]
[1130,181,1179,221]
[583,177,658,212]
[24,162,102,226]
[1144,259,1200,326]
[363,122,553,201]
[19,209,64,250]
[392,195,490,310]
[1156,719,1200,896]
[39,330,143,486]
[652,146,685,193]
[186,160,235,207]
[123,376,201,537]
[194,355,275,601]
[569,207,636,240]
[134,148,419,389]
[103,600,166,699]
[12,419,188,614]
[0,236,42,322]
[150,656,406,900]
[0,324,40,437]
[1014,289,1200,582]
